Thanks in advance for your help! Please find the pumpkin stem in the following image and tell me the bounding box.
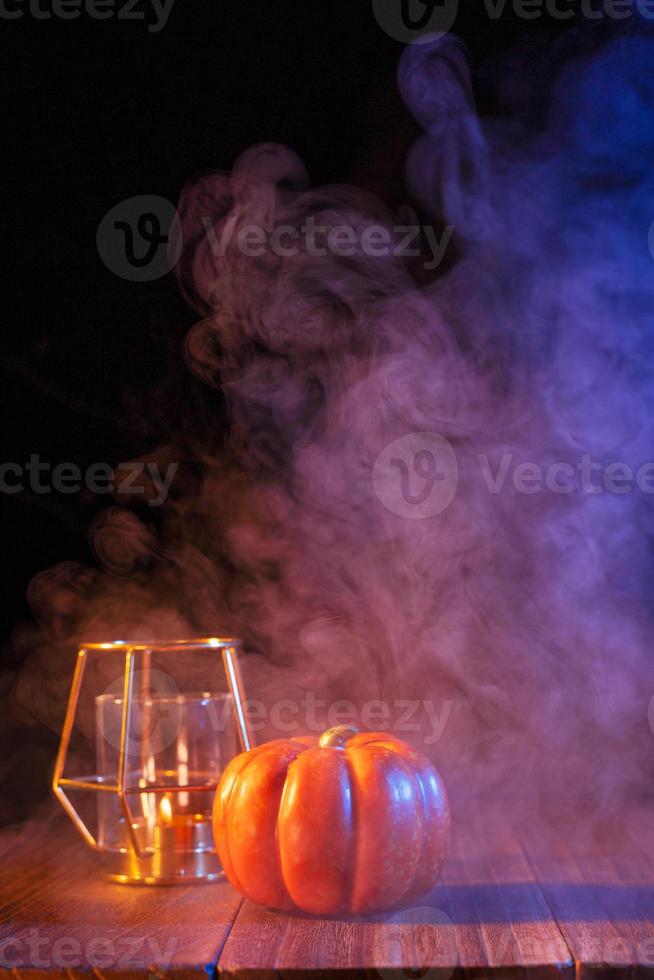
[319,725,359,749]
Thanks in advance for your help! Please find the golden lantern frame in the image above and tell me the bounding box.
[52,637,252,862]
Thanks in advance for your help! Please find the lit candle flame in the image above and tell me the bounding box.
[177,731,189,809]
[159,795,173,826]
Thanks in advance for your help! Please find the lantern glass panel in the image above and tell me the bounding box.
[95,691,236,852]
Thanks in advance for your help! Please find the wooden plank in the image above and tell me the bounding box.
[521,810,654,980]
[217,823,573,980]
[0,810,243,980]
[6,804,651,979]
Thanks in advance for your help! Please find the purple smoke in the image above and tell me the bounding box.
[15,26,654,831]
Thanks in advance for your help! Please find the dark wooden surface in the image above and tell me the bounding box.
[0,811,242,980]
[1,808,652,980]
[521,813,654,980]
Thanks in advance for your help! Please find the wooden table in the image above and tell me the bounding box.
[1,807,652,980]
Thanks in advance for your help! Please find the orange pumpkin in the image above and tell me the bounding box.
[212,725,450,916]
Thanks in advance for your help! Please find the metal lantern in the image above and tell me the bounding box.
[53,638,252,885]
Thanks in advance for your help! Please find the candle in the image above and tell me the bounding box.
[151,795,214,852]
[106,796,217,884]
